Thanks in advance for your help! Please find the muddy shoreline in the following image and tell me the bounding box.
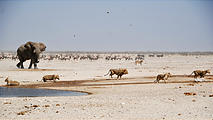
[1,75,213,96]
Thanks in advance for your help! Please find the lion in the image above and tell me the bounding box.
[154,73,171,83]
[5,77,20,86]
[189,70,210,79]
[104,68,128,79]
[42,75,60,82]
[135,60,143,65]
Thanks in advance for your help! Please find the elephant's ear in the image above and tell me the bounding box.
[33,48,42,54]
[33,49,36,54]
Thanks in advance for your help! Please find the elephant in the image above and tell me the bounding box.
[16,41,46,69]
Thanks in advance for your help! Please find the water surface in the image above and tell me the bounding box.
[0,87,87,97]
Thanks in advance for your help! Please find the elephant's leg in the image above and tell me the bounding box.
[33,58,38,69]
[20,62,24,69]
[16,62,21,68]
[28,60,33,69]
[17,61,24,69]
[33,63,38,69]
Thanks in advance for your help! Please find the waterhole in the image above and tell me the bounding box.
[0,87,87,97]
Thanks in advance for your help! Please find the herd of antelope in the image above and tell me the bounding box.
[0,52,163,61]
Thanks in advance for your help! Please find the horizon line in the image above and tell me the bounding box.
[1,50,213,54]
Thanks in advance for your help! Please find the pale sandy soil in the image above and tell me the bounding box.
[0,54,213,120]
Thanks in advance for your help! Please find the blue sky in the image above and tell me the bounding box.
[0,0,213,52]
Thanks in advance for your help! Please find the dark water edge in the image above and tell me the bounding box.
[0,87,87,97]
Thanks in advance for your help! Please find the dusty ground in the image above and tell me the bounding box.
[0,54,213,120]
